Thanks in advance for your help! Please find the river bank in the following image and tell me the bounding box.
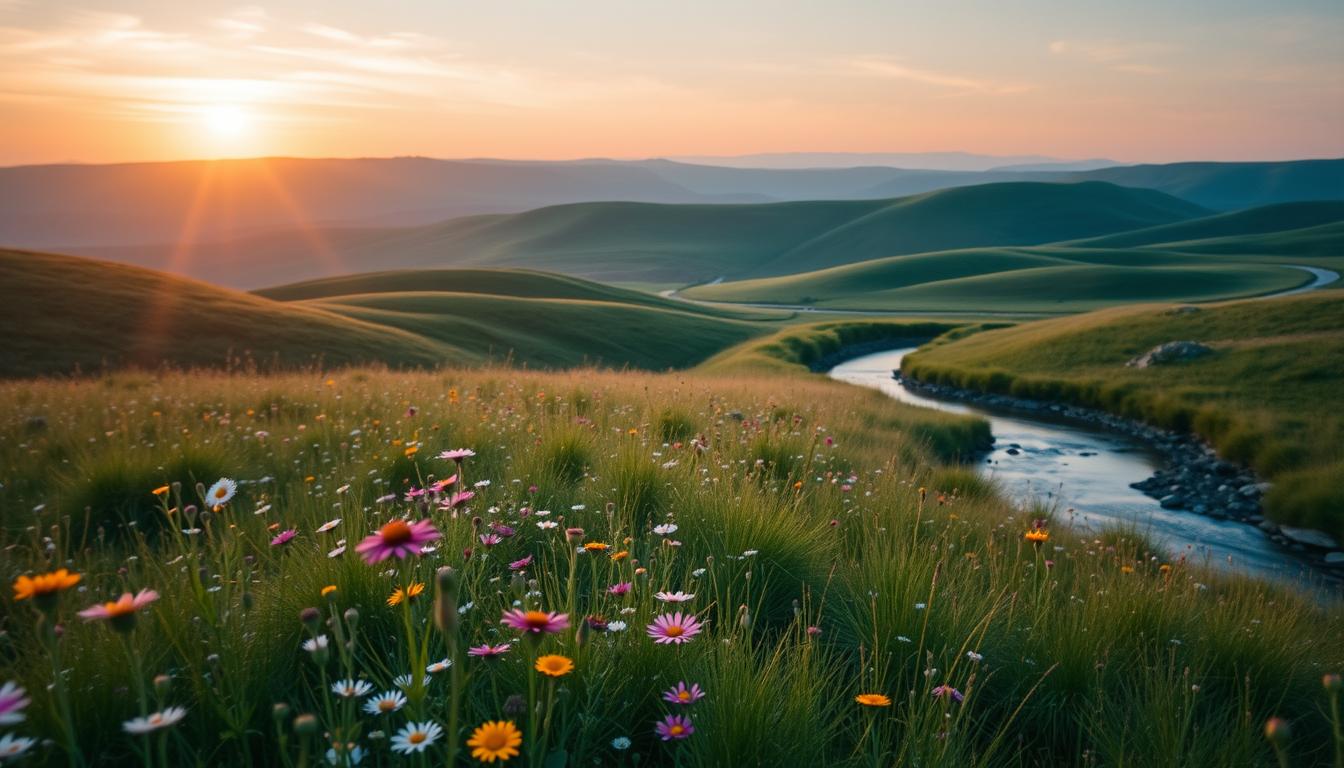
[894,369,1344,572]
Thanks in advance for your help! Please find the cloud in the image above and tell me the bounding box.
[1048,39,1173,75]
[842,57,1034,95]
[0,8,634,121]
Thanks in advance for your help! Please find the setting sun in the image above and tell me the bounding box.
[201,104,253,144]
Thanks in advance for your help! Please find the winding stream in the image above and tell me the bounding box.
[830,348,1323,584]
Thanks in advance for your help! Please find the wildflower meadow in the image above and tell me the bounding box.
[1,367,1341,766]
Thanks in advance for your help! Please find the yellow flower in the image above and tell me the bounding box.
[1120,565,1135,574]
[534,654,574,678]
[13,569,82,605]
[387,582,425,607]
[152,485,170,497]
[467,720,522,763]
[321,585,338,597]
[1024,529,1050,544]
[855,693,892,707]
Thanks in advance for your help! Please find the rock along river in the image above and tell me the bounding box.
[830,347,1331,588]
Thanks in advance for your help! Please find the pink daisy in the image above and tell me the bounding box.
[607,582,632,596]
[499,609,570,635]
[508,554,534,571]
[78,589,160,632]
[654,591,695,603]
[662,682,705,705]
[443,491,475,510]
[439,449,476,462]
[478,533,502,547]
[655,714,694,741]
[0,682,30,725]
[355,519,441,564]
[270,528,297,547]
[931,685,965,703]
[467,643,512,659]
[647,612,703,645]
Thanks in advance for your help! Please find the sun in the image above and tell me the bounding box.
[201,104,253,141]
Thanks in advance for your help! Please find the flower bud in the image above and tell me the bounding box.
[272,702,291,721]
[153,674,173,697]
[434,567,459,636]
[1264,717,1291,747]
[299,607,321,632]
[565,527,585,543]
[1324,673,1342,693]
[293,713,319,735]
[503,694,526,715]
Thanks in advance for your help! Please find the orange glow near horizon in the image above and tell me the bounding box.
[0,3,1340,166]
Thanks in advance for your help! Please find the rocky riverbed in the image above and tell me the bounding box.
[895,371,1344,571]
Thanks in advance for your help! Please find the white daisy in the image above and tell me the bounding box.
[390,721,443,754]
[317,518,342,533]
[536,521,558,529]
[302,635,329,654]
[331,679,374,698]
[653,523,678,535]
[363,690,407,716]
[123,706,188,734]
[426,658,452,674]
[654,591,695,603]
[0,733,36,760]
[392,674,414,689]
[326,744,364,766]
[967,651,984,662]
[205,478,237,507]
[607,620,628,632]
[611,736,632,750]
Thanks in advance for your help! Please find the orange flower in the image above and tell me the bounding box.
[611,551,629,562]
[855,693,892,707]
[1024,529,1050,544]
[152,485,170,497]
[387,582,425,607]
[534,654,574,677]
[321,585,338,597]
[13,569,82,607]
[583,542,610,553]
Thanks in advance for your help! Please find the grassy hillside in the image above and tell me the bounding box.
[255,268,772,319]
[0,252,783,377]
[1,365,1339,766]
[72,181,1209,288]
[306,291,770,370]
[901,293,1344,539]
[683,246,1311,311]
[1060,159,1344,211]
[1063,201,1344,248]
[0,249,451,377]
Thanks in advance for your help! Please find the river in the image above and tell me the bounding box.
[830,348,1325,585]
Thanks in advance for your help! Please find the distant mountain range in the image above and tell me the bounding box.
[1,156,1340,254]
[664,151,1119,172]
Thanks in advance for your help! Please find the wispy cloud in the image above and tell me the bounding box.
[841,56,1034,94]
[1048,39,1174,75]
[0,8,635,121]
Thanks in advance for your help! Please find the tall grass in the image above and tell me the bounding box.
[0,367,1339,766]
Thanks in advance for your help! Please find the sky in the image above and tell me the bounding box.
[0,0,1341,166]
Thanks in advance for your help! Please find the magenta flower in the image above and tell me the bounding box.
[0,681,30,725]
[931,685,965,703]
[489,522,516,538]
[500,609,570,635]
[270,528,297,547]
[444,491,475,509]
[662,682,705,705]
[439,449,476,462]
[479,533,502,547]
[647,612,703,645]
[655,714,694,741]
[355,519,440,564]
[431,476,458,493]
[509,554,534,571]
[607,582,632,596]
[467,643,512,659]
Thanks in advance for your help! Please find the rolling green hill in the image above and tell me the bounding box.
[1063,201,1344,248]
[682,246,1312,312]
[900,293,1344,540]
[0,249,450,377]
[73,181,1210,288]
[0,252,781,377]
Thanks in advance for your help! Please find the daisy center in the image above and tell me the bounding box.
[380,700,396,711]
[678,691,691,701]
[482,731,507,749]
[380,520,413,545]
[670,725,685,735]
[664,625,684,637]
[409,732,427,744]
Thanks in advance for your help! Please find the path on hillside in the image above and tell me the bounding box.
[662,265,1340,316]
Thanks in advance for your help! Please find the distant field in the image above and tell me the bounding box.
[901,293,1344,540]
[685,201,1344,311]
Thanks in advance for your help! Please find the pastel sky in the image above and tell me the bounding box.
[1,0,1341,165]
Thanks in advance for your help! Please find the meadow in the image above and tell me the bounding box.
[900,293,1344,541]
[1,363,1341,767]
